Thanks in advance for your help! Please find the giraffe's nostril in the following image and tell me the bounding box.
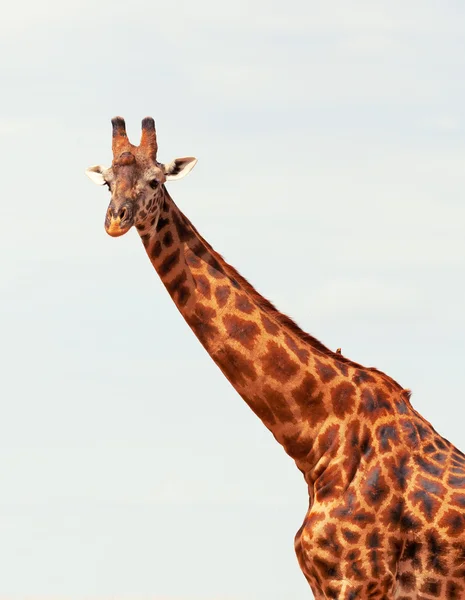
[119,208,127,221]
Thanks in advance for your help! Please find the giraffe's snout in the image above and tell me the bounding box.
[105,201,134,237]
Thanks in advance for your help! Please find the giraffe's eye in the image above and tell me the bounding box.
[149,179,158,189]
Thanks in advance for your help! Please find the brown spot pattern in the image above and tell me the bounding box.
[130,200,465,599]
[261,341,299,384]
[292,373,328,424]
[223,315,260,350]
[263,385,296,423]
[284,333,310,364]
[159,248,180,275]
[215,285,230,308]
[261,314,279,335]
[214,344,257,387]
[315,359,338,383]
[195,274,211,299]
[235,293,255,314]
[186,303,218,347]
[331,381,356,419]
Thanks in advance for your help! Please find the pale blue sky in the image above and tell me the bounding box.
[1,2,465,598]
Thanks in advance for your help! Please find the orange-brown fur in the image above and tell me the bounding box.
[88,118,465,599]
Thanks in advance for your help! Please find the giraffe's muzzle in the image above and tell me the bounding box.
[105,203,133,237]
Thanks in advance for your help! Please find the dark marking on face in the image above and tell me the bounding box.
[151,241,162,259]
[292,373,328,424]
[139,209,147,220]
[215,285,230,308]
[284,334,309,364]
[261,314,279,335]
[314,359,338,383]
[331,381,356,419]
[214,344,257,387]
[235,294,255,314]
[195,274,211,299]
[159,248,180,276]
[223,314,260,350]
[261,341,299,384]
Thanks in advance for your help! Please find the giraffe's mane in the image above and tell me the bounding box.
[176,203,404,392]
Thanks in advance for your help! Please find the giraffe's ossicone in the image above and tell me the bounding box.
[87,117,465,600]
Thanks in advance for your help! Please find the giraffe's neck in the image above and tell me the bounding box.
[138,193,403,482]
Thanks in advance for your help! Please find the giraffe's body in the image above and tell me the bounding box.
[87,117,465,599]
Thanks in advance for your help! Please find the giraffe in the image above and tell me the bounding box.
[86,117,465,600]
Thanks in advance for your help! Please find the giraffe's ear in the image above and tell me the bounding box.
[85,165,108,186]
[163,157,198,181]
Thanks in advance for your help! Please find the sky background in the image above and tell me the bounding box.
[1,1,465,598]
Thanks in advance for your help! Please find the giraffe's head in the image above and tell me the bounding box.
[86,117,197,237]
